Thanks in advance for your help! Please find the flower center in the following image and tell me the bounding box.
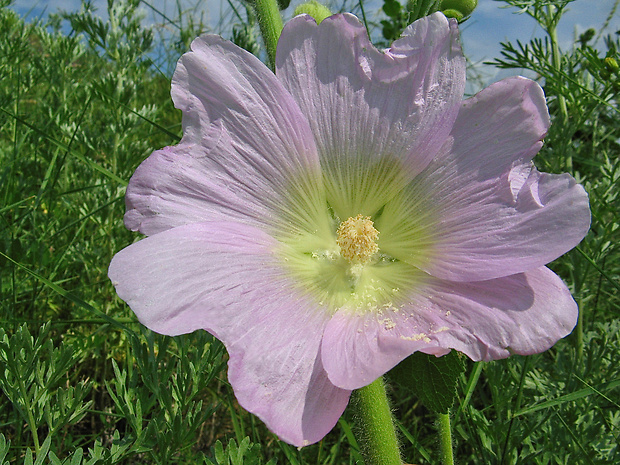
[336,214,379,265]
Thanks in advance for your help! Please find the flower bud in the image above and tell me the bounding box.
[578,28,596,46]
[604,57,619,74]
[294,1,333,24]
[440,0,477,21]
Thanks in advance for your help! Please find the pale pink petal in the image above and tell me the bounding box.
[108,222,349,446]
[276,13,465,216]
[123,135,324,237]
[124,142,278,235]
[322,304,446,391]
[322,267,577,390]
[425,267,578,361]
[125,34,321,236]
[378,77,590,281]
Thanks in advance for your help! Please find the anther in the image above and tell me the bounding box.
[336,214,379,265]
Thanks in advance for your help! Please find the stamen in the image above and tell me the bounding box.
[336,214,379,265]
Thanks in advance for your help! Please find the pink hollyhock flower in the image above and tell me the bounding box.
[109,12,590,446]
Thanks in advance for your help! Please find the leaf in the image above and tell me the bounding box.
[34,436,52,465]
[24,448,34,465]
[204,438,267,465]
[0,434,10,465]
[389,351,464,414]
[514,378,620,416]
[383,0,402,18]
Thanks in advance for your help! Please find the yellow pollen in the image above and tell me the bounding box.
[336,214,379,265]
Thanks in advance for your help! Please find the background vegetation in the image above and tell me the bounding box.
[1,0,618,463]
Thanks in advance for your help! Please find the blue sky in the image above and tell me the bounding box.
[463,0,619,86]
[10,0,620,87]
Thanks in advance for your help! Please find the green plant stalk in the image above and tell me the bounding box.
[549,25,568,123]
[253,0,284,69]
[17,373,40,454]
[576,295,584,362]
[358,0,370,36]
[454,362,483,423]
[500,356,531,465]
[350,377,402,465]
[547,12,568,120]
[438,412,454,465]
[546,5,571,170]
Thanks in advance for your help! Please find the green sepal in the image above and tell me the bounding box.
[389,350,464,414]
[293,1,333,23]
[406,0,441,22]
[441,8,464,21]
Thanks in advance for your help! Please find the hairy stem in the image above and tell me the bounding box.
[253,0,283,69]
[438,412,454,465]
[351,377,402,465]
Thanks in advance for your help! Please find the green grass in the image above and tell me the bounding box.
[0,0,618,463]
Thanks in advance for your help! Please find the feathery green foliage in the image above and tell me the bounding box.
[1,0,618,463]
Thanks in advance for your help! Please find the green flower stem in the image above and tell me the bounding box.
[253,0,283,69]
[438,412,454,465]
[350,377,402,465]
